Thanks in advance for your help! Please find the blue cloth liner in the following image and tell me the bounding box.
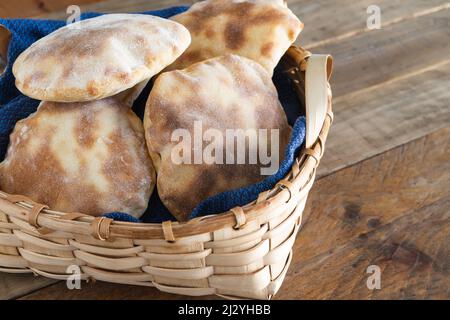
[0,6,306,223]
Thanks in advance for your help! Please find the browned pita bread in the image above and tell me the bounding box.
[13,14,191,102]
[0,98,155,218]
[168,0,303,75]
[144,55,291,221]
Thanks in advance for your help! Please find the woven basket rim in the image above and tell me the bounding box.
[0,45,333,241]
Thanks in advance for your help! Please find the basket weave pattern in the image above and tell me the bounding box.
[0,46,332,299]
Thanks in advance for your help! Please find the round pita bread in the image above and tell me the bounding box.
[13,14,191,102]
[168,0,302,75]
[0,98,155,218]
[144,55,291,221]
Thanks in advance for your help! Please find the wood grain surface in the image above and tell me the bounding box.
[315,8,450,97]
[320,61,450,177]
[0,0,449,300]
[0,0,98,18]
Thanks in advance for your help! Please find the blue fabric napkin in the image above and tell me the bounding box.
[0,6,306,223]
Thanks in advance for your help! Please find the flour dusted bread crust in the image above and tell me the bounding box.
[144,55,291,221]
[168,0,302,74]
[13,14,191,102]
[0,98,155,218]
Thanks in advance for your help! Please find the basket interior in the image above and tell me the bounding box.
[0,62,306,224]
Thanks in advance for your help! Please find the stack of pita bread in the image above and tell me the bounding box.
[0,0,303,221]
[0,14,190,218]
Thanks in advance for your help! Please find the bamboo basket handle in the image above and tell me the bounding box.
[304,54,333,148]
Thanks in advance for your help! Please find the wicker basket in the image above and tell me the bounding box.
[0,46,333,300]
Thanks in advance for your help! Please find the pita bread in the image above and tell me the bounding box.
[168,0,302,74]
[144,55,291,221]
[13,14,191,102]
[0,98,155,218]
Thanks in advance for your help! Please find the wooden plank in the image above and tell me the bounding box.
[285,197,450,299]
[19,126,450,299]
[291,0,450,47]
[318,60,450,177]
[0,0,100,18]
[0,272,56,300]
[28,0,450,50]
[313,8,450,97]
[294,126,450,266]
[277,126,450,299]
[18,280,219,300]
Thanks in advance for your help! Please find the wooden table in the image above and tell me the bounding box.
[1,0,449,300]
